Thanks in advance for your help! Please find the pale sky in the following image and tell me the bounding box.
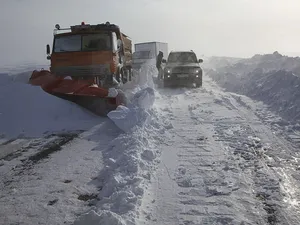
[1,0,300,66]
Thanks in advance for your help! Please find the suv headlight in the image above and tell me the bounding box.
[195,68,201,73]
[164,68,171,74]
[194,68,202,78]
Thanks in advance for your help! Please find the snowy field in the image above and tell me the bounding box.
[1,59,300,225]
[204,52,300,124]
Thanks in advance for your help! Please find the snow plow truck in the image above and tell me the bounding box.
[29,22,133,116]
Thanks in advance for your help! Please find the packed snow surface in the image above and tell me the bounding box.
[1,58,300,225]
[136,77,300,225]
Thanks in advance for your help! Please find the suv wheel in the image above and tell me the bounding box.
[195,81,202,88]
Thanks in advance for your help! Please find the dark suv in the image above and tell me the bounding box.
[162,51,203,87]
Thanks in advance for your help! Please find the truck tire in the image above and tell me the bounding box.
[163,81,168,88]
[128,68,132,81]
[122,68,133,84]
[116,69,121,83]
[127,67,133,81]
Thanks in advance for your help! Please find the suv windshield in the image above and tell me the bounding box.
[53,33,112,53]
[168,52,198,63]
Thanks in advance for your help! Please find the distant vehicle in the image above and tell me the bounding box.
[132,42,168,70]
[162,50,203,88]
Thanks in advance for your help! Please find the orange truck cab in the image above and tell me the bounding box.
[46,22,133,88]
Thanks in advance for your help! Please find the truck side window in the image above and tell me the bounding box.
[112,32,118,52]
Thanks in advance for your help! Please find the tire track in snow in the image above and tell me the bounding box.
[0,121,118,225]
[0,131,82,177]
[196,81,300,224]
[140,87,265,225]
[140,78,300,225]
[216,91,300,225]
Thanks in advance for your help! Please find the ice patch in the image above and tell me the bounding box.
[74,210,126,225]
[141,149,156,161]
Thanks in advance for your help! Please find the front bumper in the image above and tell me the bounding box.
[163,73,202,86]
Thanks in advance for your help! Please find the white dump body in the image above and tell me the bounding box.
[132,42,168,69]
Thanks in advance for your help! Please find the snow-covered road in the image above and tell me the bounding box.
[0,121,121,225]
[1,71,300,225]
[138,78,300,225]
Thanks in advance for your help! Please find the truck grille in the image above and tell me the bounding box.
[52,64,111,78]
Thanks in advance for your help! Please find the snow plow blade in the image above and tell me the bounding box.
[51,93,120,116]
[29,70,126,116]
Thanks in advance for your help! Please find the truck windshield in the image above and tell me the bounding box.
[168,52,198,63]
[53,33,112,53]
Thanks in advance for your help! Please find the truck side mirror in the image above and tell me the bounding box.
[46,44,50,55]
[117,39,122,51]
[46,44,51,60]
[162,59,167,63]
[198,59,203,63]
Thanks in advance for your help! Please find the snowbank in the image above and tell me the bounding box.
[205,52,300,123]
[108,62,157,133]
[107,87,155,132]
[0,72,102,138]
[73,61,169,225]
[0,62,49,75]
[72,111,169,225]
[73,108,170,224]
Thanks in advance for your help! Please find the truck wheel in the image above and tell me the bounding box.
[119,68,127,84]
[116,69,121,83]
[163,81,169,88]
[122,68,132,84]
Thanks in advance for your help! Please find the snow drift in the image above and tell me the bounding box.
[204,52,300,123]
[72,62,168,224]
[0,72,103,139]
[108,62,156,133]
[107,87,155,132]
[73,116,167,225]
